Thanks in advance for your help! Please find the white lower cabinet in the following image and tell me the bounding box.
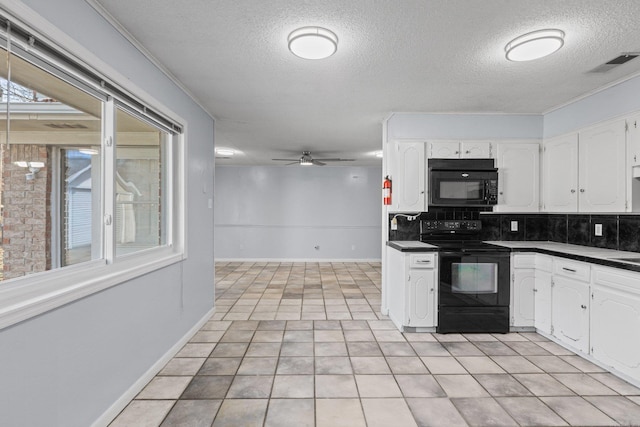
[511,254,552,331]
[551,259,591,354]
[511,254,536,328]
[387,248,437,330]
[509,253,640,384]
[408,267,436,326]
[534,254,553,335]
[591,267,640,381]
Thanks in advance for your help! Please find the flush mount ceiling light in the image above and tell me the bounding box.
[505,29,565,61]
[288,26,338,60]
[215,148,235,157]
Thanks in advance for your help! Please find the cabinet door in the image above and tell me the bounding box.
[552,275,590,353]
[460,141,492,158]
[578,120,626,212]
[591,268,640,381]
[386,248,408,328]
[495,142,540,212]
[408,269,436,327]
[629,114,640,167]
[543,133,578,212]
[391,141,425,212]
[429,141,460,158]
[512,269,535,327]
[534,270,552,334]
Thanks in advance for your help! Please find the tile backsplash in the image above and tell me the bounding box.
[389,211,640,253]
[481,213,640,252]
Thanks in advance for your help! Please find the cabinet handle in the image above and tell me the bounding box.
[416,260,431,264]
[455,151,460,154]
[430,288,434,292]
[581,304,587,309]
[499,191,504,195]
[465,150,470,154]
[533,289,538,292]
[562,267,577,273]
[570,189,576,193]
[580,189,585,193]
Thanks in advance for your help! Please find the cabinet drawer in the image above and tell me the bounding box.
[512,254,536,269]
[535,254,553,272]
[554,258,590,281]
[410,253,436,269]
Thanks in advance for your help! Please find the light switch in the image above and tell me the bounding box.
[510,221,518,232]
[594,223,603,236]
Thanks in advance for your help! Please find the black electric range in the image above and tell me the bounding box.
[420,219,511,333]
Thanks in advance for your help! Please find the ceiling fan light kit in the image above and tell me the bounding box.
[288,26,338,60]
[505,29,565,61]
[272,151,354,166]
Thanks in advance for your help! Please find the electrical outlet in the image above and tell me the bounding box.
[510,221,518,232]
[594,223,603,237]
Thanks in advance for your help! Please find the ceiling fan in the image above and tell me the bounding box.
[272,151,355,166]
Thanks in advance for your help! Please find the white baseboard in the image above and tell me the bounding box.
[91,307,215,427]
[215,258,381,263]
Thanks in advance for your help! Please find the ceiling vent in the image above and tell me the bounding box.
[44,123,89,129]
[589,53,639,73]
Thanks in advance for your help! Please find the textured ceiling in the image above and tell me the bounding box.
[93,0,640,165]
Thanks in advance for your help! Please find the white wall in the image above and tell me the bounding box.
[0,1,215,426]
[544,74,640,138]
[215,165,382,260]
[388,113,543,140]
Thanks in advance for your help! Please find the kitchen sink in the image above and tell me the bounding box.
[610,257,640,263]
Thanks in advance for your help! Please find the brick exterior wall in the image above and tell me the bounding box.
[2,144,51,280]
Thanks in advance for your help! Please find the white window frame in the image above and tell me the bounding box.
[0,5,187,330]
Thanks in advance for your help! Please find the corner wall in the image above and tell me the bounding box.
[215,165,382,260]
[0,1,215,426]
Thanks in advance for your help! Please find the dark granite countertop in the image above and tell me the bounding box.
[387,241,439,252]
[387,240,640,273]
[485,241,640,274]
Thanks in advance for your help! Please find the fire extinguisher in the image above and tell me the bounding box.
[383,176,392,205]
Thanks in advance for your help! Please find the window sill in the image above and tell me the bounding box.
[0,247,184,330]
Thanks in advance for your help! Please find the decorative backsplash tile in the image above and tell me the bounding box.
[388,210,640,253]
[481,213,640,252]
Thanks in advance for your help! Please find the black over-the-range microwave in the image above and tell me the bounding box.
[428,158,498,207]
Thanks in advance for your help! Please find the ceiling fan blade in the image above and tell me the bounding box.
[272,158,299,161]
[314,158,355,162]
[312,160,326,166]
[284,161,299,165]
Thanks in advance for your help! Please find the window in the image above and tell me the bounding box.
[115,108,167,256]
[0,17,184,328]
[0,51,103,279]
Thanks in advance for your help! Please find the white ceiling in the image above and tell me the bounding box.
[93,0,640,165]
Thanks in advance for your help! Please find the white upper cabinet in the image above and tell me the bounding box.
[543,119,626,212]
[495,142,540,212]
[578,120,626,212]
[543,133,579,212]
[629,114,640,168]
[428,141,492,158]
[388,140,426,212]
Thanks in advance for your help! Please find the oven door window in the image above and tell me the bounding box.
[439,254,510,307]
[452,263,497,294]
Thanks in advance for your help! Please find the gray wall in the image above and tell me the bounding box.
[0,1,215,426]
[388,113,543,140]
[544,74,640,138]
[215,165,382,260]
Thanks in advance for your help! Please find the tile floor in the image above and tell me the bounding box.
[110,262,640,426]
